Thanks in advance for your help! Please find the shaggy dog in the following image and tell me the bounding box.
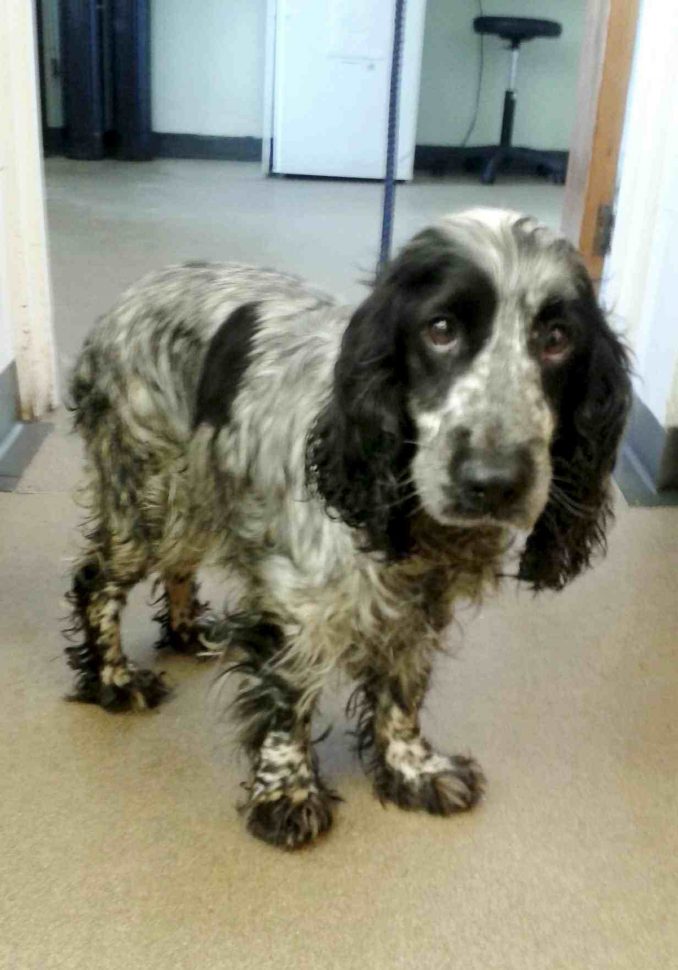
[65,208,631,848]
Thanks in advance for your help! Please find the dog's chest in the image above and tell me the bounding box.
[309,527,504,663]
[380,542,501,634]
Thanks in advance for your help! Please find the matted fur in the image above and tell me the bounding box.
[65,209,631,848]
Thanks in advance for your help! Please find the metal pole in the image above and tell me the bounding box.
[378,0,406,270]
[508,44,519,92]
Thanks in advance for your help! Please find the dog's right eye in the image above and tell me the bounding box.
[425,318,461,353]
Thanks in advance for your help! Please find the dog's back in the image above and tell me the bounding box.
[69,262,345,571]
[70,262,335,444]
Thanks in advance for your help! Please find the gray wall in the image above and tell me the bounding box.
[417,0,586,149]
[40,0,584,151]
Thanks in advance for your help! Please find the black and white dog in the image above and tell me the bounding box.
[66,208,631,849]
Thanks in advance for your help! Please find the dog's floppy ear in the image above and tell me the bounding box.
[306,229,457,557]
[518,289,632,591]
[305,274,414,557]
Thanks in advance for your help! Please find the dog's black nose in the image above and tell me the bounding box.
[457,451,531,515]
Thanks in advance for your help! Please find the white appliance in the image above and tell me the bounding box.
[263,0,427,180]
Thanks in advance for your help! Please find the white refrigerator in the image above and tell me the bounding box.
[264,0,427,180]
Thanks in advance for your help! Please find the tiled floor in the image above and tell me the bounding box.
[1,160,676,970]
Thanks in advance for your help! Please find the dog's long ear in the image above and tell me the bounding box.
[305,276,414,557]
[307,229,458,557]
[518,287,632,591]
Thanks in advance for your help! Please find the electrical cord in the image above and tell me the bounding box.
[460,0,485,147]
[378,0,406,269]
[379,0,484,266]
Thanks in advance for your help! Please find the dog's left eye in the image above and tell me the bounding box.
[539,323,572,363]
[425,318,461,352]
[533,302,574,365]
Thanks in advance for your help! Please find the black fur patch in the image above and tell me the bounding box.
[208,613,301,754]
[64,560,106,702]
[194,302,261,429]
[246,787,336,850]
[518,279,632,591]
[67,668,170,712]
[305,228,497,559]
[64,560,170,712]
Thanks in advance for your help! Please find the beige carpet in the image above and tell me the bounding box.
[1,413,676,970]
[1,161,676,968]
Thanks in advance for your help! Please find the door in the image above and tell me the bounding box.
[561,0,640,281]
[0,0,57,425]
[271,0,426,180]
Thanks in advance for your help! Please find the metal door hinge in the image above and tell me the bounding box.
[594,203,615,256]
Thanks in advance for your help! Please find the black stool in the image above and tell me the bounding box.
[471,17,564,185]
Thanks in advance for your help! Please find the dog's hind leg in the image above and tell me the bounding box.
[65,540,169,712]
[153,567,209,656]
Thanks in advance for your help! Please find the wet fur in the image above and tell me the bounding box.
[65,210,631,849]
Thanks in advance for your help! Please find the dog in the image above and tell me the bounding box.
[65,208,631,849]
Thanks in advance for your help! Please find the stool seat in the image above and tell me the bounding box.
[474,16,561,45]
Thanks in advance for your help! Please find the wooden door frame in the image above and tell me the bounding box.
[561,0,640,281]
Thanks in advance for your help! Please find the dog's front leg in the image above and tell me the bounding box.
[350,644,485,816]
[228,616,337,849]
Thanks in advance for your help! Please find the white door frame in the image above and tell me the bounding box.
[0,0,58,421]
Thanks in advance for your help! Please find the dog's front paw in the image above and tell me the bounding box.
[67,658,170,712]
[246,788,335,850]
[374,754,485,816]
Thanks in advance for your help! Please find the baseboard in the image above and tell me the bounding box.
[44,130,263,162]
[153,133,263,162]
[0,361,19,447]
[414,144,569,176]
[0,361,53,491]
[0,422,52,492]
[615,394,678,506]
[44,127,66,156]
[45,134,569,172]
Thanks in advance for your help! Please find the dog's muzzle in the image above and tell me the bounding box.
[449,446,535,520]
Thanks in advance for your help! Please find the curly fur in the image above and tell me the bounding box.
[518,288,632,588]
[64,209,631,848]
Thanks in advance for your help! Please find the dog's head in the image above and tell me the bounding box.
[307,208,631,590]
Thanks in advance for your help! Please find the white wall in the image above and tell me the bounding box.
[40,1,583,149]
[601,0,678,430]
[0,24,18,377]
[669,364,678,428]
[0,176,15,374]
[416,0,586,149]
[0,0,57,419]
[633,108,678,428]
[151,0,267,137]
